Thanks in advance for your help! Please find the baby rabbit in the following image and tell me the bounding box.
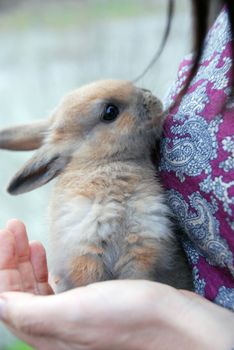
[0,80,192,292]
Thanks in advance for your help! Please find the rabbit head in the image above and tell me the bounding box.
[0,80,163,195]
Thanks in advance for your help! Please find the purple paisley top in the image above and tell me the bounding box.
[159,9,234,311]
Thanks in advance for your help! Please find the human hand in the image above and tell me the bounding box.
[0,220,234,350]
[0,219,53,295]
[0,280,234,350]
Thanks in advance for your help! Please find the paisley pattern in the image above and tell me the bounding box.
[160,9,234,310]
[215,286,234,310]
[220,136,234,172]
[160,113,222,181]
[200,175,234,217]
[167,189,233,268]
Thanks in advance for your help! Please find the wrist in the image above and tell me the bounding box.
[177,294,234,350]
[196,305,234,350]
[145,285,234,350]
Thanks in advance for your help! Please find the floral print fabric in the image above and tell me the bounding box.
[159,10,234,310]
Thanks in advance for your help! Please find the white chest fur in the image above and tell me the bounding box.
[47,161,190,292]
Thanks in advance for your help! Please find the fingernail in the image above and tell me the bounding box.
[0,298,6,320]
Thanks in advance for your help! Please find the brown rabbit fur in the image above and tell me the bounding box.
[0,80,192,292]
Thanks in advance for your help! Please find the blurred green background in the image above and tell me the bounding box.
[0,0,191,348]
[6,341,32,350]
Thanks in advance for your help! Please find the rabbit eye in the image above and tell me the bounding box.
[101,104,119,123]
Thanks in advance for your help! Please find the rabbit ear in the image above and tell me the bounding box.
[0,119,50,151]
[7,147,70,195]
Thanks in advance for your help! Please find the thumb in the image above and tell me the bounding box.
[0,291,73,338]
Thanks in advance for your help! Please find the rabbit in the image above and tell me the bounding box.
[0,79,193,292]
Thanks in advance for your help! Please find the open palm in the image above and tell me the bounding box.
[0,219,233,350]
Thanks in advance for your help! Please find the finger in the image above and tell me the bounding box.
[0,270,23,293]
[0,292,78,339]
[0,229,23,292]
[5,322,64,350]
[6,219,30,262]
[0,228,18,269]
[7,219,38,294]
[6,323,64,350]
[30,241,54,295]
